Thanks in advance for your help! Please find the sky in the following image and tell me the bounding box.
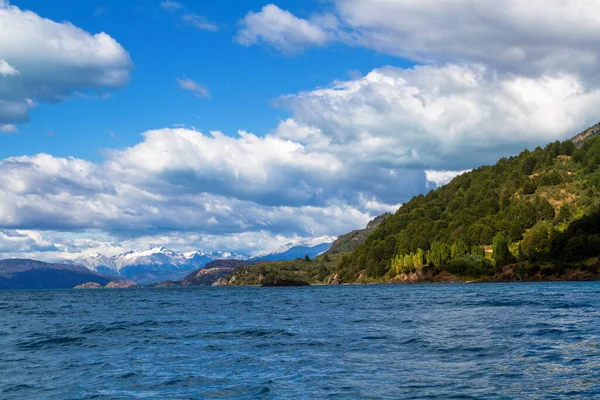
[2,0,600,260]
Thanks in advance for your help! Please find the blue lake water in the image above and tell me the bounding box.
[1,283,599,399]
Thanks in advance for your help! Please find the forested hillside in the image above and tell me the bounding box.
[220,127,600,286]
[337,133,600,281]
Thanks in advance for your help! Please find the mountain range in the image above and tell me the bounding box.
[66,236,336,284]
[0,259,117,290]
[66,247,249,284]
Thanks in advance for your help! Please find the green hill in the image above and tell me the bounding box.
[338,128,600,282]
[223,124,600,286]
[222,253,341,286]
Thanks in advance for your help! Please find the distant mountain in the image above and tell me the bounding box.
[148,259,270,287]
[326,213,390,255]
[68,247,249,284]
[250,236,337,261]
[67,238,338,285]
[0,259,114,290]
[182,260,269,286]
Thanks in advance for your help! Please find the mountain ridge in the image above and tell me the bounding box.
[65,238,336,284]
[571,121,600,146]
[0,259,118,290]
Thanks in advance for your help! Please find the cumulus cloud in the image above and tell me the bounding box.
[4,57,596,257]
[6,0,600,260]
[277,64,600,170]
[0,2,132,125]
[177,78,210,98]
[237,0,600,80]
[0,128,404,245]
[335,0,600,79]
[0,230,57,254]
[0,117,434,261]
[236,4,337,53]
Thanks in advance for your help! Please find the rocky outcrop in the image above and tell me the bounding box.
[74,282,103,289]
[480,264,600,283]
[326,274,342,285]
[571,121,600,146]
[150,259,270,287]
[391,269,462,284]
[182,266,236,286]
[211,278,231,286]
[105,281,138,289]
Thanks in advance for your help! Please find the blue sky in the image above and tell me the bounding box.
[2,0,407,161]
[1,0,600,260]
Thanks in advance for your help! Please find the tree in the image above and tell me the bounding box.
[323,254,331,263]
[522,180,537,195]
[426,241,451,266]
[467,223,495,245]
[561,140,575,156]
[470,245,486,259]
[521,221,552,260]
[558,204,574,222]
[534,196,555,221]
[522,156,537,175]
[304,254,311,262]
[451,239,469,259]
[492,234,512,267]
[413,248,425,269]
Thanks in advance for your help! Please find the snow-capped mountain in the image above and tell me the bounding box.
[68,247,249,284]
[67,238,336,284]
[250,236,337,261]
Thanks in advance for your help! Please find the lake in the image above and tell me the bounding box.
[1,283,599,399]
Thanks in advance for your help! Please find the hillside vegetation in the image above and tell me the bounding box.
[338,132,600,282]
[225,254,340,286]
[222,124,600,285]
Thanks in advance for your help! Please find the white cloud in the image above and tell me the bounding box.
[0,59,18,76]
[4,58,596,257]
[160,1,184,12]
[0,124,18,133]
[425,170,470,188]
[6,0,600,260]
[236,4,337,53]
[278,64,600,170]
[181,13,218,31]
[335,0,600,79]
[177,78,210,98]
[159,2,218,32]
[0,2,132,125]
[0,122,426,260]
[0,128,387,233]
[237,0,600,81]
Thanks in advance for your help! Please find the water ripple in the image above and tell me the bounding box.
[0,282,599,399]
